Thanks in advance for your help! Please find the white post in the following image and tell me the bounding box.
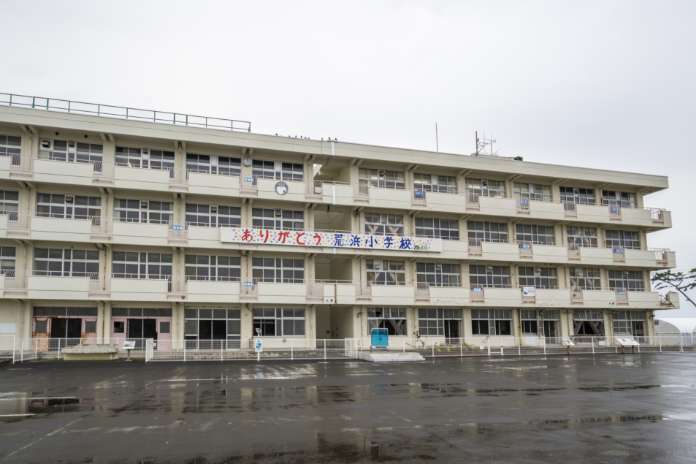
[658,336,662,352]
[220,341,223,361]
[500,346,504,356]
[680,335,684,353]
[460,339,463,357]
[323,339,327,360]
[402,340,405,353]
[58,338,61,359]
[11,335,15,364]
[34,338,37,359]
[20,337,24,362]
[487,338,491,356]
[183,342,187,362]
[591,337,595,355]
[543,336,547,356]
[431,343,435,358]
[291,342,294,360]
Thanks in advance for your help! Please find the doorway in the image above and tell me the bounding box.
[444,319,460,339]
[50,318,82,338]
[127,318,158,349]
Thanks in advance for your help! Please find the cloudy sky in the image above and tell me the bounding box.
[1,0,694,314]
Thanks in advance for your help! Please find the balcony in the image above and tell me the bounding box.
[573,204,671,229]
[254,282,307,304]
[30,216,95,242]
[356,187,411,209]
[571,289,677,309]
[113,165,172,192]
[110,277,170,301]
[187,172,240,197]
[27,275,93,300]
[0,272,25,298]
[256,177,307,203]
[361,285,416,305]
[32,158,100,187]
[112,221,169,246]
[415,285,469,305]
[410,190,465,213]
[313,181,354,206]
[186,279,240,303]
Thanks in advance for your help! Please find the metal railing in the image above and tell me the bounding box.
[0,92,251,132]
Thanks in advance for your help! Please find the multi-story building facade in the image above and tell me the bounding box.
[0,93,678,352]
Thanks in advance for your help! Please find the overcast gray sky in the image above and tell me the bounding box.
[1,0,694,314]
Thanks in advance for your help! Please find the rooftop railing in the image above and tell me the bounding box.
[0,92,251,133]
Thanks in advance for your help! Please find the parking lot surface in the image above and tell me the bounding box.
[2,354,696,463]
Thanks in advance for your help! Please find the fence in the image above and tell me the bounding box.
[2,334,696,364]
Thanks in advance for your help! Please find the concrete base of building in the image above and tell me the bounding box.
[357,350,425,362]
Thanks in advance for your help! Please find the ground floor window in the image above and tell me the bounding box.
[111,308,172,346]
[253,308,305,336]
[417,308,462,337]
[185,307,241,348]
[471,309,512,335]
[613,311,645,336]
[520,310,560,337]
[367,307,407,335]
[32,307,98,339]
[573,310,605,336]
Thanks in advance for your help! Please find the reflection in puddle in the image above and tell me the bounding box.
[0,396,80,421]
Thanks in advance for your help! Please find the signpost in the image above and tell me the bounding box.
[254,338,263,362]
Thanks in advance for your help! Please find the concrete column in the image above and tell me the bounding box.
[305,255,315,283]
[646,311,655,337]
[14,243,28,289]
[407,307,417,339]
[172,303,184,350]
[512,309,521,343]
[104,245,112,291]
[102,139,116,179]
[173,193,186,226]
[404,213,415,235]
[604,311,613,340]
[241,201,252,227]
[173,248,185,293]
[174,142,186,184]
[19,301,32,340]
[96,301,105,343]
[550,183,560,203]
[405,260,416,286]
[600,268,609,290]
[241,303,254,346]
[306,305,316,340]
[304,205,314,230]
[556,224,565,247]
[462,308,473,341]
[103,302,112,343]
[560,309,571,338]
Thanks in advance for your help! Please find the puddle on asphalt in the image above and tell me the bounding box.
[0,396,80,421]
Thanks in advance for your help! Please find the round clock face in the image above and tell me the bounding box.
[275,181,289,195]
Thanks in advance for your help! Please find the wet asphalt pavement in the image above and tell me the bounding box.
[1,354,696,463]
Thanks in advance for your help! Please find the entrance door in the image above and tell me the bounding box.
[143,319,157,340]
[543,321,557,339]
[50,318,66,338]
[67,319,82,338]
[444,320,460,339]
[128,318,143,339]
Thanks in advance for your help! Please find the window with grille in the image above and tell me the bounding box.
[112,251,172,279]
[185,204,241,227]
[601,190,636,208]
[417,308,462,336]
[364,213,404,235]
[186,153,241,176]
[613,311,645,336]
[518,266,558,289]
[560,186,596,205]
[0,135,21,159]
[116,146,174,173]
[367,307,407,335]
[0,247,16,277]
[569,267,602,290]
[566,226,598,249]
[465,178,505,201]
[359,168,405,190]
[33,248,99,279]
[252,257,304,283]
[114,199,172,224]
[367,259,406,286]
[469,265,511,288]
[605,230,640,250]
[416,262,461,287]
[413,173,457,194]
[515,224,555,245]
[0,190,19,220]
[472,309,512,335]
[414,217,459,240]
[185,255,241,281]
[36,193,101,221]
[252,208,304,230]
[253,308,305,336]
[467,221,508,245]
[513,182,552,202]
[608,270,645,291]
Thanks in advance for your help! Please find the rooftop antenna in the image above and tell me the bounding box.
[435,122,439,152]
[474,130,497,155]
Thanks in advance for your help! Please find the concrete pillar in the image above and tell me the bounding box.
[513,309,522,344]
[172,303,184,350]
[174,142,186,185]
[604,310,613,340]
[560,309,571,338]
[103,302,112,343]
[304,205,314,230]
[173,248,185,293]
[96,301,105,343]
[306,305,316,340]
[462,308,473,340]
[21,301,32,340]
[241,303,254,345]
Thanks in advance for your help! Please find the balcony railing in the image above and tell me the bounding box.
[0,92,252,132]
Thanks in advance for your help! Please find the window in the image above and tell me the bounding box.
[185,204,241,227]
[466,178,505,201]
[280,162,304,181]
[116,146,174,173]
[252,160,303,181]
[367,259,405,286]
[33,248,99,279]
[415,217,459,240]
[416,262,461,287]
[186,153,241,176]
[185,307,241,347]
[0,190,19,220]
[253,308,305,336]
[36,193,101,221]
[114,199,172,224]
[417,308,462,336]
[364,213,404,235]
[0,247,16,277]
[112,251,172,279]
[39,139,103,169]
[573,310,605,336]
[608,270,645,291]
[515,224,555,245]
[566,226,598,249]
[359,168,405,191]
[469,265,511,288]
[518,266,558,289]
[613,311,645,336]
[472,309,512,335]
[601,190,636,208]
[252,159,275,179]
[605,230,640,250]
[467,221,508,245]
[0,134,21,160]
[251,208,304,230]
[569,267,602,290]
[367,307,407,335]
[413,173,457,194]
[252,257,304,283]
[185,255,241,281]
[513,182,552,203]
[520,309,560,335]
[560,186,596,206]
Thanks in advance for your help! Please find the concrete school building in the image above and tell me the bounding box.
[0,92,679,354]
